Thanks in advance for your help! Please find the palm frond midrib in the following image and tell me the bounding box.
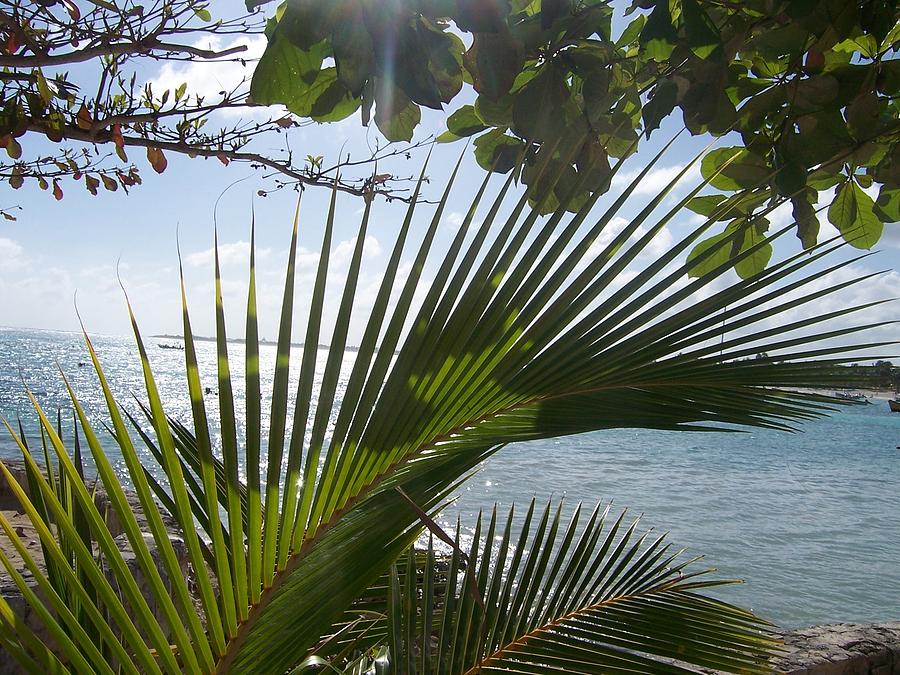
[461,580,706,675]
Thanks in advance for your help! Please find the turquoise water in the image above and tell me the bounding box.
[1,326,899,628]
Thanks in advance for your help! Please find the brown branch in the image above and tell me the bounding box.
[0,38,249,68]
[24,119,411,202]
[0,71,80,95]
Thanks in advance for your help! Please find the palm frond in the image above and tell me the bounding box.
[0,135,891,673]
[374,500,778,675]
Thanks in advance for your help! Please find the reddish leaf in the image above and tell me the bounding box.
[5,138,21,160]
[5,31,19,55]
[101,174,118,192]
[115,172,131,193]
[217,152,230,166]
[85,174,99,195]
[372,173,391,184]
[275,117,293,128]
[76,104,93,130]
[111,123,125,149]
[146,146,167,173]
[52,179,63,200]
[805,48,825,74]
[2,212,16,221]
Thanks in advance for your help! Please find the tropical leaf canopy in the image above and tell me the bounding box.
[0,138,891,674]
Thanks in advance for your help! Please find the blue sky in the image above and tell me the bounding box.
[1,14,898,360]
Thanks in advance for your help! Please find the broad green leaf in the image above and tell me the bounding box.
[784,110,856,167]
[464,31,524,100]
[421,20,465,102]
[701,147,770,191]
[686,230,733,278]
[681,0,720,58]
[792,193,820,249]
[746,23,808,60]
[309,71,361,122]
[436,129,462,143]
[642,78,677,138]
[786,74,839,115]
[391,24,445,109]
[250,34,329,111]
[446,105,487,137]
[828,180,885,249]
[276,0,336,49]
[874,186,900,223]
[686,194,726,217]
[828,180,858,237]
[639,0,677,60]
[455,0,511,33]
[773,156,807,196]
[734,219,773,280]
[834,34,879,58]
[616,14,646,47]
[331,7,373,96]
[475,93,513,126]
[473,128,525,173]
[374,85,421,142]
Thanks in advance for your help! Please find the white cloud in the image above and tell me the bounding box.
[612,164,701,197]
[0,237,25,273]
[581,216,674,263]
[148,35,269,118]
[744,264,900,359]
[185,240,272,268]
[881,222,900,248]
[333,235,382,266]
[443,211,465,229]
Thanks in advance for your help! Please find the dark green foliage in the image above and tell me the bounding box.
[252,0,900,275]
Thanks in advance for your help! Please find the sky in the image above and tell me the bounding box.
[1,3,898,363]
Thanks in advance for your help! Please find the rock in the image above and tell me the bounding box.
[772,623,900,675]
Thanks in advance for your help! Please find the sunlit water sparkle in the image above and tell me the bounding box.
[1,326,898,628]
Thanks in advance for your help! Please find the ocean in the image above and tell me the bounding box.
[1,326,898,629]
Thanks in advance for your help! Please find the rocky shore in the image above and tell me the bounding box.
[772,623,900,675]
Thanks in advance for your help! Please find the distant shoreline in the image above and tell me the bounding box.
[796,387,895,401]
[151,334,360,352]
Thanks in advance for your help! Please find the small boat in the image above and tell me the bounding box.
[833,391,870,404]
[889,399,900,413]
[158,343,185,350]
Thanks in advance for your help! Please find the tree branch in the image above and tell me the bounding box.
[0,38,249,68]
[0,71,80,95]
[24,119,418,202]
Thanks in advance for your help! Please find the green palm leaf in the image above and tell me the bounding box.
[0,136,890,673]
[376,500,778,674]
